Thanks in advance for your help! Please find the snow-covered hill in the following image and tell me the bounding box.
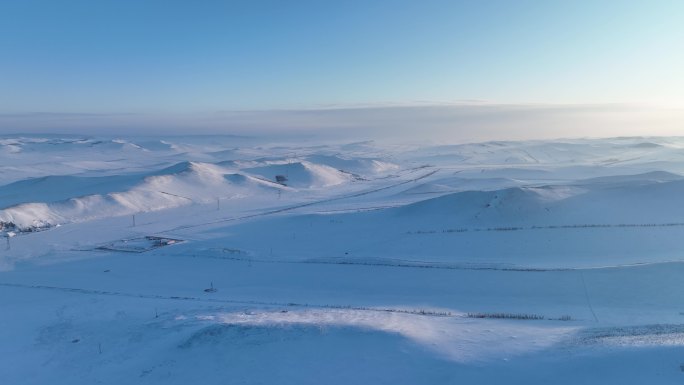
[244,161,359,188]
[3,135,684,385]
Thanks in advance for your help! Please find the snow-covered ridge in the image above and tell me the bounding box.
[395,176,684,226]
[0,160,296,229]
[0,154,391,229]
[244,161,360,189]
[4,136,684,232]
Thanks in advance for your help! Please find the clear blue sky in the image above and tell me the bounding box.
[1,0,683,117]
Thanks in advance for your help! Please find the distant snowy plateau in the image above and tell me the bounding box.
[3,135,684,384]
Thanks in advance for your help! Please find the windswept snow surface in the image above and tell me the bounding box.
[3,135,684,384]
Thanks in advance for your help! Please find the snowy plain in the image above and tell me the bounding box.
[2,135,684,384]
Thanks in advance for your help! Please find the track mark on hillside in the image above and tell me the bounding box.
[159,191,193,201]
[170,252,561,272]
[580,271,599,323]
[0,282,452,318]
[408,222,684,235]
[167,251,684,273]
[162,168,440,233]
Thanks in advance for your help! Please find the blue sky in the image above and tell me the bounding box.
[1,0,683,137]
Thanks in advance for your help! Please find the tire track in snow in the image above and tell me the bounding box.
[580,271,599,323]
[166,251,684,273]
[0,281,452,318]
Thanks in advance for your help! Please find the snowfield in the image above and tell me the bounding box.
[2,135,684,384]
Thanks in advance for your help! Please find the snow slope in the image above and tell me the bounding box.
[201,172,684,269]
[2,135,684,384]
[0,161,293,229]
[244,161,358,188]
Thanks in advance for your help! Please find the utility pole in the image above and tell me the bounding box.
[216,197,220,211]
[132,214,136,227]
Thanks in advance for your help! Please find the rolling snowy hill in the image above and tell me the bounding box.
[2,135,684,384]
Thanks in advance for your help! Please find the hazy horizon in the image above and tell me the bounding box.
[2,0,683,141]
[2,102,683,144]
